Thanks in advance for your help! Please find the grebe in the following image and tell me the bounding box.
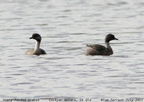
[25,33,46,55]
[85,34,118,56]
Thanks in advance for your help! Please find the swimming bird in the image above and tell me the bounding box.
[84,34,118,56]
[25,33,46,55]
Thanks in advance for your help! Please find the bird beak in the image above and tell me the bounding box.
[29,37,33,39]
[115,38,118,40]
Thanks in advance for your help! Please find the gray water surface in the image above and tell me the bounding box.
[0,0,144,102]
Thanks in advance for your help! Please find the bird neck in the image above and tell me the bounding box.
[34,40,41,51]
[105,41,113,54]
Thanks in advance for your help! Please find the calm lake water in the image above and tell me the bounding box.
[0,0,144,102]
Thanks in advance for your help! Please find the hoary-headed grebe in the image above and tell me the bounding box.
[85,34,118,56]
[25,33,46,55]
